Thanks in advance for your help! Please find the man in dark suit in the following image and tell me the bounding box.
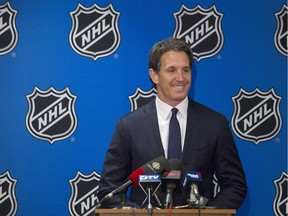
[97,38,247,210]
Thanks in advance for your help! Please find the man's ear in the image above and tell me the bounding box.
[149,69,159,85]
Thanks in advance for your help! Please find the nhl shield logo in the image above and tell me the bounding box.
[173,5,224,61]
[128,87,157,112]
[69,171,101,216]
[232,88,282,144]
[274,4,288,56]
[0,2,18,55]
[273,172,288,216]
[212,174,220,197]
[0,171,17,216]
[69,3,120,60]
[26,87,77,144]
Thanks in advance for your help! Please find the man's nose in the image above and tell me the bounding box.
[176,71,184,80]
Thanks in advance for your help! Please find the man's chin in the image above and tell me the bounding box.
[172,96,186,102]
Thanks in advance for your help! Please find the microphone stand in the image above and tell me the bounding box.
[187,190,201,216]
[119,192,129,209]
[147,187,153,216]
[141,185,160,216]
[141,193,162,208]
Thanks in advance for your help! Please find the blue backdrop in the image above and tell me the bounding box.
[0,0,287,215]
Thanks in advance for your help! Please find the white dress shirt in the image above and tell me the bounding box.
[155,96,188,158]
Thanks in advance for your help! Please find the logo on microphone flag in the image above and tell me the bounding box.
[26,87,77,144]
[139,174,161,182]
[0,171,17,216]
[186,171,203,181]
[69,3,120,60]
[139,175,161,196]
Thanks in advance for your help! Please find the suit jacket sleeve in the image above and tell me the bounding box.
[184,100,247,210]
[97,117,136,208]
[206,115,247,209]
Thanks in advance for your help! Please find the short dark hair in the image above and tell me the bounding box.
[148,37,194,73]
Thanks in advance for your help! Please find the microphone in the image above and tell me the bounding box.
[183,170,203,207]
[95,156,168,208]
[129,155,169,187]
[161,159,183,209]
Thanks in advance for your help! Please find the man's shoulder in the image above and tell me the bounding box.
[121,99,156,119]
[188,98,226,119]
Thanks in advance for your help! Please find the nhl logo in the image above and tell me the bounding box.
[173,5,224,61]
[232,88,282,144]
[0,2,18,55]
[128,87,157,112]
[274,4,288,56]
[212,174,220,197]
[69,171,101,216]
[26,87,77,144]
[273,172,288,216]
[69,3,120,60]
[0,171,17,216]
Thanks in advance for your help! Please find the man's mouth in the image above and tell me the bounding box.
[173,84,185,90]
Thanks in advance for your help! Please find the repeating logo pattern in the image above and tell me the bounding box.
[0,171,17,216]
[0,2,286,216]
[173,5,224,61]
[273,172,288,216]
[26,87,77,144]
[128,87,157,112]
[0,2,18,55]
[274,4,288,56]
[69,171,101,216]
[232,88,282,144]
[69,3,120,60]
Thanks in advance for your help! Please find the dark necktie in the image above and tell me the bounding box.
[168,108,181,160]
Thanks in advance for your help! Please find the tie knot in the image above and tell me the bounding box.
[171,108,178,117]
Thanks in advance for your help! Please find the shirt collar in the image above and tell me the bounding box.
[156,96,188,120]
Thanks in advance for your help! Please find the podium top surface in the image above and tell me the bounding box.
[95,208,236,216]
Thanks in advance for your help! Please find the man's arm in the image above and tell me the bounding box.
[207,119,247,209]
[97,119,137,208]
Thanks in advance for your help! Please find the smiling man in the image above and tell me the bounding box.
[97,38,247,210]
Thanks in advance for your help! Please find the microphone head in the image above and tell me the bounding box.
[128,168,144,187]
[141,156,169,174]
[161,159,183,193]
[128,156,169,187]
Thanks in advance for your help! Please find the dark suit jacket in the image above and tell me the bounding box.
[98,98,247,209]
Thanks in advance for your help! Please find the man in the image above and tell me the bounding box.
[97,38,247,210]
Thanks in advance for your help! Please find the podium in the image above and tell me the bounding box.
[95,208,236,216]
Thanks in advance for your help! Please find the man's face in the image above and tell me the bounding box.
[150,51,191,107]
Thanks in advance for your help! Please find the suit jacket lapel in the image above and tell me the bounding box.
[182,99,201,164]
[141,99,165,157]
